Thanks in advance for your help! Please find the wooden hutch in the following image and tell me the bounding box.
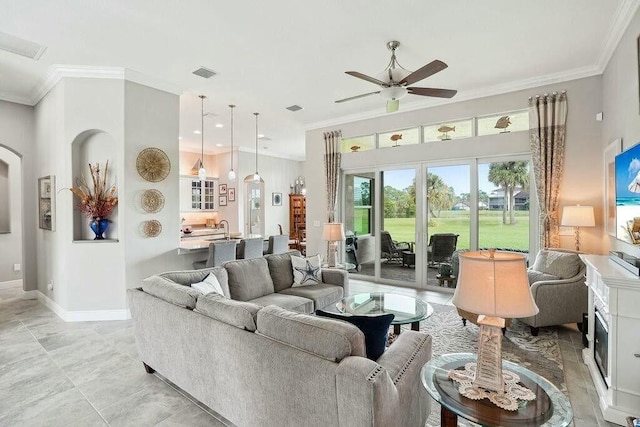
[289,194,306,239]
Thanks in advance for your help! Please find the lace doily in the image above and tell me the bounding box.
[448,362,536,411]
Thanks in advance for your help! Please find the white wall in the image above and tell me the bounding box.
[0,148,22,282]
[603,6,640,257]
[0,100,35,289]
[305,76,604,257]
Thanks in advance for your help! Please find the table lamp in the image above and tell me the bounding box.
[452,250,538,393]
[561,205,595,252]
[323,223,345,267]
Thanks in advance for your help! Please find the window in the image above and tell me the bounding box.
[341,135,375,153]
[477,110,529,136]
[423,119,473,143]
[345,173,374,235]
[379,127,419,149]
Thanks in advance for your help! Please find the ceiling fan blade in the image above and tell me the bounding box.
[399,60,448,86]
[335,91,381,103]
[345,71,389,87]
[386,99,399,113]
[407,87,457,98]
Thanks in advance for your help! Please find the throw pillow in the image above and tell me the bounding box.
[316,310,395,360]
[191,273,225,296]
[291,255,322,287]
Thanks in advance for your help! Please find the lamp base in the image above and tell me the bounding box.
[327,241,338,268]
[473,316,505,393]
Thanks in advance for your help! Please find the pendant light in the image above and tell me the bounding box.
[253,112,261,183]
[197,95,207,181]
[228,104,236,182]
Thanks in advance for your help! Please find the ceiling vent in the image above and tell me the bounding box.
[0,31,46,60]
[192,67,217,79]
[286,105,303,112]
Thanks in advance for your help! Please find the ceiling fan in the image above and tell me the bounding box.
[335,41,457,113]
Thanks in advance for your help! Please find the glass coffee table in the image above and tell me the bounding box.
[421,353,573,427]
[323,292,433,335]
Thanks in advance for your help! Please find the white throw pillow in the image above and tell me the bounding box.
[291,255,322,287]
[191,273,225,296]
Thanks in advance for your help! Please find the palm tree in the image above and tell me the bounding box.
[488,162,529,225]
[427,173,455,218]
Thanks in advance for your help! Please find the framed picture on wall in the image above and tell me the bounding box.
[228,188,235,202]
[219,195,227,206]
[605,138,622,236]
[272,192,282,206]
[38,175,55,231]
[219,183,227,195]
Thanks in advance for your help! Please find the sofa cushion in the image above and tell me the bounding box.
[279,284,343,312]
[195,293,261,331]
[527,269,560,284]
[291,255,322,287]
[316,310,394,360]
[532,250,582,279]
[191,273,225,296]
[256,305,366,361]
[250,293,314,314]
[264,251,300,292]
[225,258,275,301]
[159,267,230,298]
[142,275,200,309]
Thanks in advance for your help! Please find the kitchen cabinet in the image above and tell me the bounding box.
[180,176,217,211]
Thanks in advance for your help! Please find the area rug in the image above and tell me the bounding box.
[392,303,566,427]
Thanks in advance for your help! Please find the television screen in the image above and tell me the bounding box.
[615,142,640,244]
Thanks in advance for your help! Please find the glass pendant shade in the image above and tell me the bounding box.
[228,169,236,181]
[198,95,207,181]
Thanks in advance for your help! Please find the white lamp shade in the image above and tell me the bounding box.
[380,86,408,101]
[322,223,345,241]
[452,251,538,318]
[561,205,595,227]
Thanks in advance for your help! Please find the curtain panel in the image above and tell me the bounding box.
[529,91,568,249]
[323,131,342,222]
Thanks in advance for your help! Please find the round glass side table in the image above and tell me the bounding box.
[421,353,573,427]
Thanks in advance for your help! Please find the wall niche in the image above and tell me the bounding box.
[71,130,119,242]
[0,159,9,233]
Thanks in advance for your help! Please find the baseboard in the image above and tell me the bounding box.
[36,291,131,322]
[0,279,23,289]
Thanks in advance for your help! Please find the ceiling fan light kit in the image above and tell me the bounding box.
[336,40,457,113]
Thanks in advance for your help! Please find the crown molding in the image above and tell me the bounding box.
[305,64,601,131]
[0,91,33,106]
[596,0,640,72]
[29,65,183,106]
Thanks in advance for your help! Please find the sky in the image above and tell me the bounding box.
[615,143,640,200]
[383,164,498,195]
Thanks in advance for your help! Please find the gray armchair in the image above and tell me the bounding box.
[193,240,237,269]
[518,249,587,336]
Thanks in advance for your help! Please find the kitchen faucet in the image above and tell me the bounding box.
[218,220,230,240]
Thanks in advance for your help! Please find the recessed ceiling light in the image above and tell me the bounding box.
[258,134,264,138]
[193,130,201,134]
[178,136,183,140]
[215,123,223,128]
[216,143,223,147]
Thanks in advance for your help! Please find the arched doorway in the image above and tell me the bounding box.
[0,145,23,292]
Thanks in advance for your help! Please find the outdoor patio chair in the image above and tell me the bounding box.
[427,233,459,267]
[380,230,411,263]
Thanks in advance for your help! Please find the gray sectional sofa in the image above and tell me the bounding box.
[128,251,432,426]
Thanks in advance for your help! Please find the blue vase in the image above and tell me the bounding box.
[90,218,109,240]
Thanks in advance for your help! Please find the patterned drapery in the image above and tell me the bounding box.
[324,131,342,222]
[529,91,568,249]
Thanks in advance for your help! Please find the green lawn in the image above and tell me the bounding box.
[382,210,529,251]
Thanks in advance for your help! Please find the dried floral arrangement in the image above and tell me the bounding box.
[70,161,118,219]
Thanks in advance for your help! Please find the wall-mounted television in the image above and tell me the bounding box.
[615,142,640,244]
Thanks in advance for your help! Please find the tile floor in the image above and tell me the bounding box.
[0,280,618,426]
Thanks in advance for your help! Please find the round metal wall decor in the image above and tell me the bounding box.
[141,189,165,213]
[143,219,162,237]
[136,147,171,182]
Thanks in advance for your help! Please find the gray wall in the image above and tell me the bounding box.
[305,75,604,258]
[603,5,640,257]
[0,100,35,289]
